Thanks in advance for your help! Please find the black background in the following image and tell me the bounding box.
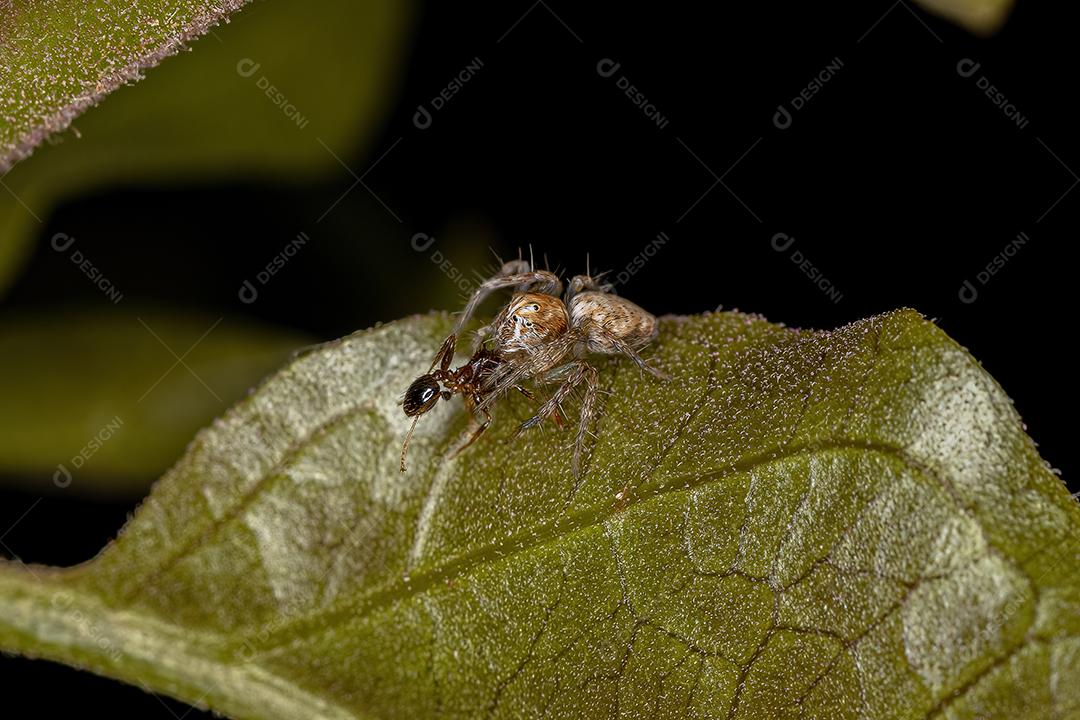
[2,1,1077,715]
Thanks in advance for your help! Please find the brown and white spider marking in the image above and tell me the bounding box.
[449,258,667,476]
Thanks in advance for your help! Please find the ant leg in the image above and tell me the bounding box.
[514,360,589,435]
[453,262,563,336]
[449,404,492,458]
[571,363,600,478]
[428,333,457,372]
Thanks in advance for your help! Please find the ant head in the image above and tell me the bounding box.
[402,374,442,417]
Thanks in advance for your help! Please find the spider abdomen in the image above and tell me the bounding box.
[569,291,658,352]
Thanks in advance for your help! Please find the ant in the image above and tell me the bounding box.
[398,333,556,472]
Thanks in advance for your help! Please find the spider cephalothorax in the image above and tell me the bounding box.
[491,292,569,356]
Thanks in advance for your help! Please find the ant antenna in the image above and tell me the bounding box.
[400,415,422,473]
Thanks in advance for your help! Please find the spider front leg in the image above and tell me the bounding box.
[513,360,597,476]
[452,261,564,336]
[468,322,495,353]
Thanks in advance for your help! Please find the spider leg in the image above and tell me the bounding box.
[601,331,669,380]
[513,384,565,429]
[571,362,600,479]
[564,272,615,303]
[469,323,495,353]
[476,331,580,413]
[513,359,590,436]
[452,262,564,336]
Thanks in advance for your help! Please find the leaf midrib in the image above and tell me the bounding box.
[236,439,991,659]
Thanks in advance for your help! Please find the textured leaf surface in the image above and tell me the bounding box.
[1,310,1078,719]
[0,0,250,170]
[0,308,307,493]
[0,0,411,292]
[1,0,245,167]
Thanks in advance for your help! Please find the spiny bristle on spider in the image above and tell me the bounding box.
[401,249,662,474]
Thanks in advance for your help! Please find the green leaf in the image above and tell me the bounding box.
[0,0,250,170]
[0,308,308,494]
[0,0,412,292]
[1,309,1078,719]
[0,236,33,301]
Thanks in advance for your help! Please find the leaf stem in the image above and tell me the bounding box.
[0,559,356,720]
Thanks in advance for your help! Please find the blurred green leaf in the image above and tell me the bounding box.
[1,309,1078,718]
[914,0,1013,34]
[0,0,413,292]
[0,237,33,299]
[1,0,251,169]
[0,308,309,494]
